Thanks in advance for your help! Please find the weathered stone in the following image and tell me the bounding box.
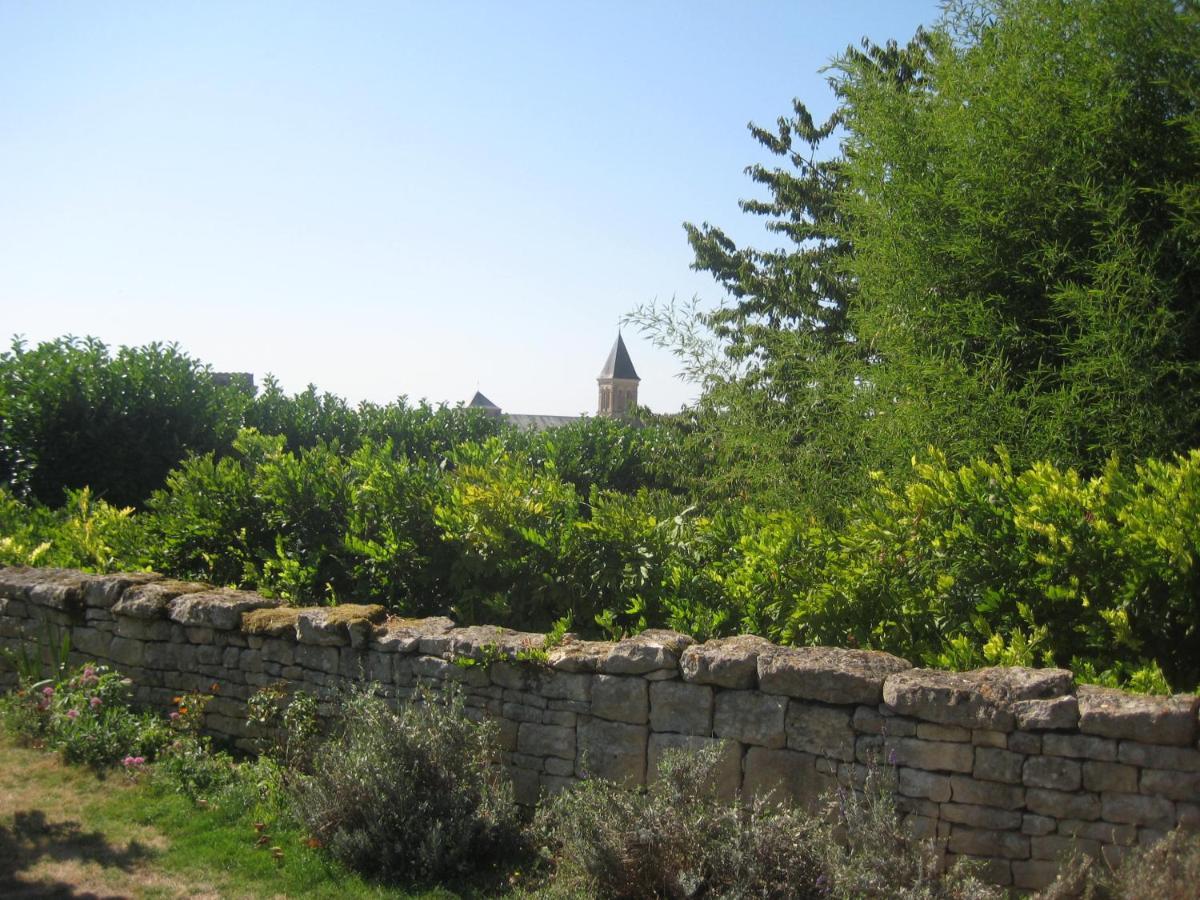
[743,747,834,809]
[601,629,693,675]
[107,636,145,668]
[1058,819,1138,844]
[714,690,787,748]
[680,634,776,689]
[1117,741,1200,772]
[647,734,742,800]
[786,702,855,762]
[950,775,1025,810]
[295,605,387,647]
[370,615,454,653]
[242,607,301,638]
[1023,756,1082,791]
[1082,760,1138,794]
[1032,835,1100,861]
[167,590,277,631]
[898,767,952,802]
[916,722,971,742]
[504,765,541,805]
[442,624,547,661]
[545,639,611,673]
[544,756,576,777]
[502,702,542,724]
[1042,732,1117,762]
[1025,788,1101,820]
[1013,696,1079,731]
[7,568,89,611]
[878,737,974,773]
[1012,860,1061,890]
[114,618,173,641]
[1178,802,1200,829]
[649,680,713,735]
[83,572,162,609]
[1077,685,1198,746]
[947,826,1029,860]
[884,670,1008,730]
[1008,731,1041,754]
[851,706,916,737]
[70,627,112,658]
[542,709,576,728]
[113,579,208,619]
[1140,768,1200,802]
[1101,791,1177,828]
[517,722,575,760]
[760,646,910,705]
[1021,814,1056,836]
[295,643,341,675]
[591,675,648,724]
[940,802,1022,831]
[974,747,1025,784]
[577,718,648,785]
[540,670,592,702]
[972,729,1008,748]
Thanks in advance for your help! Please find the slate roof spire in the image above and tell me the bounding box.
[598,331,640,381]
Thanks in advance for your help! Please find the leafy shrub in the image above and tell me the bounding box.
[535,746,1000,899]
[535,744,825,898]
[0,663,170,768]
[1039,828,1200,900]
[0,486,145,572]
[0,336,249,508]
[290,686,522,882]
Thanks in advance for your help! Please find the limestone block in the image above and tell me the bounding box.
[84,572,162,609]
[577,718,648,785]
[940,802,1022,831]
[261,638,295,667]
[649,680,713,735]
[601,629,693,676]
[949,775,1025,810]
[590,675,648,724]
[294,605,383,647]
[1117,741,1200,772]
[108,636,145,668]
[502,702,542,724]
[1032,834,1100,861]
[545,639,611,673]
[881,737,974,773]
[971,729,1008,748]
[71,627,113,659]
[1012,860,1063,891]
[540,670,592,702]
[947,826,1029,860]
[518,722,575,760]
[113,579,208,620]
[948,854,1012,886]
[411,655,489,687]
[974,747,1025,784]
[680,634,776,689]
[1023,756,1082,791]
[1013,696,1079,731]
[2,568,88,611]
[1025,787,1101,820]
[760,646,910,705]
[1058,819,1138,844]
[883,671,1008,731]
[743,746,834,810]
[1042,733,1117,762]
[1101,791,1177,828]
[184,627,215,644]
[1178,803,1200,829]
[437,624,546,661]
[490,662,536,691]
[916,722,970,742]
[1082,761,1138,794]
[852,706,916,737]
[1008,731,1041,754]
[1077,685,1198,746]
[647,733,742,800]
[898,767,952,802]
[369,615,454,654]
[786,702,855,762]
[168,590,278,632]
[114,618,173,642]
[542,709,576,728]
[504,764,541,806]
[1140,768,1200,802]
[295,643,341,675]
[1021,814,1055,836]
[540,774,577,797]
[713,690,787,748]
[544,756,576,777]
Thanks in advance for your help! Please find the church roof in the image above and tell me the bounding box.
[468,390,500,410]
[598,333,639,381]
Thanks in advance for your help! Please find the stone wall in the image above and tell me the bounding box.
[1,566,1197,891]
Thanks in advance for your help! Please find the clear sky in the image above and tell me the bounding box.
[1,1,940,416]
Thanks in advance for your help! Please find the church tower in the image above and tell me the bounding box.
[597,332,640,418]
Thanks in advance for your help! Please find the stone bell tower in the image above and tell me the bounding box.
[597,332,640,418]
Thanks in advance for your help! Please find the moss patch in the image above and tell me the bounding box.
[320,604,387,627]
[241,607,301,637]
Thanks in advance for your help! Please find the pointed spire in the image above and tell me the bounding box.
[467,390,499,410]
[598,332,640,381]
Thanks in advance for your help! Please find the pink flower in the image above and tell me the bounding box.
[90,696,102,709]
[42,686,54,697]
[66,708,79,720]
[169,711,180,721]
[121,755,145,768]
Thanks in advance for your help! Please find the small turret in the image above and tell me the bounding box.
[597,333,640,418]
[467,390,502,418]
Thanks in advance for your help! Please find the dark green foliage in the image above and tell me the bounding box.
[0,337,249,508]
[291,686,523,882]
[639,0,1200,513]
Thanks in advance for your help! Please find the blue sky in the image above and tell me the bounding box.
[1,1,940,415]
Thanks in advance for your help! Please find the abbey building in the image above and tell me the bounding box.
[467,333,640,430]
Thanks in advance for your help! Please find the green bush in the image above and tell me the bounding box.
[1040,828,1200,900]
[290,686,522,882]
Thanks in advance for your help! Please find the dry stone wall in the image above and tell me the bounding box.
[1,566,1198,891]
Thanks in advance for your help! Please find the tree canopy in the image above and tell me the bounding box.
[645,0,1200,514]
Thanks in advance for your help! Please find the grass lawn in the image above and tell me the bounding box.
[0,733,462,899]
